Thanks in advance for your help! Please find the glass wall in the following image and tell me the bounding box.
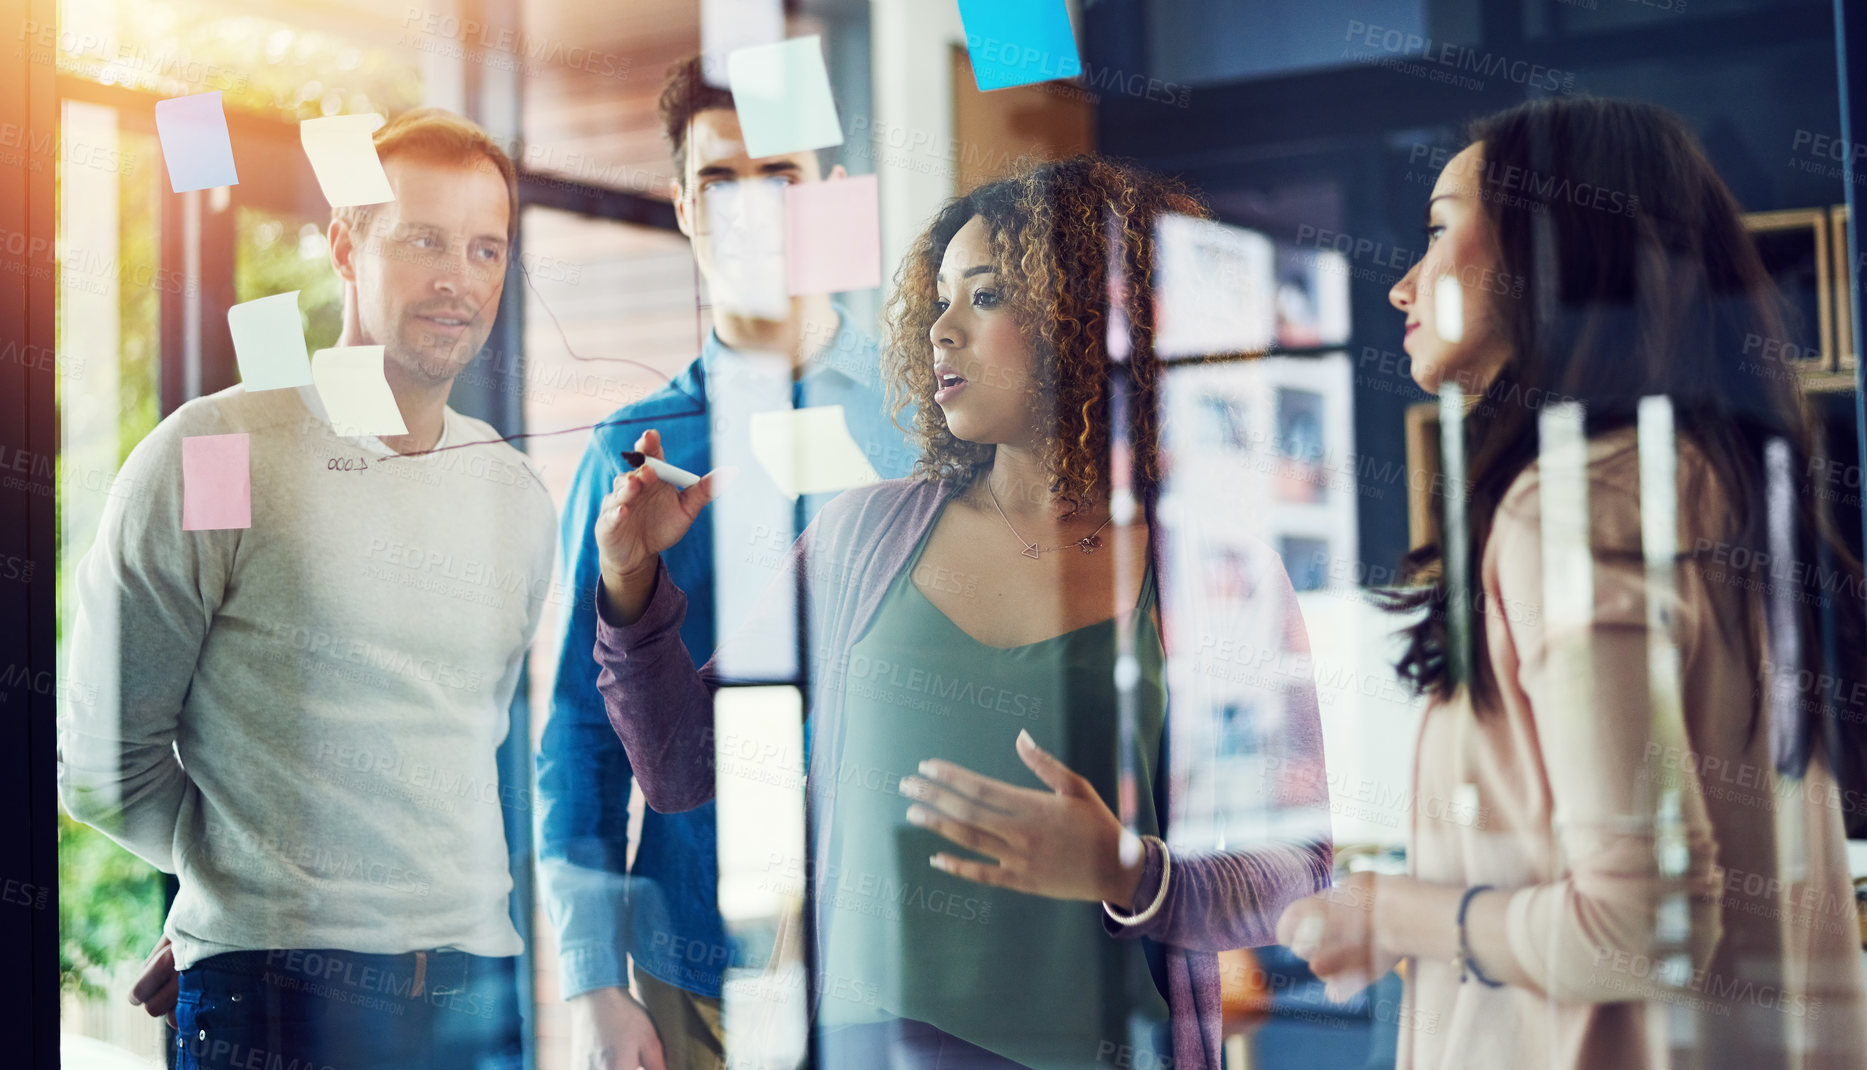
[36,1,1867,1068]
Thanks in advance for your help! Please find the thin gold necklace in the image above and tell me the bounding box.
[985,481,1113,560]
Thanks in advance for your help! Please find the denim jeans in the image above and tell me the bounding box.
[173,948,521,1070]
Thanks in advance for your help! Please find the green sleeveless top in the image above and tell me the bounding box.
[818,510,1172,1069]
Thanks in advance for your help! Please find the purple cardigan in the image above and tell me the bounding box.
[594,477,1332,1070]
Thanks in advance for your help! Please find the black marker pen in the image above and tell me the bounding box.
[620,451,702,489]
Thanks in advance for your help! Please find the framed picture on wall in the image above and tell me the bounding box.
[1833,205,1856,373]
[1273,242,1352,350]
[1404,400,1442,554]
[1744,207,1833,374]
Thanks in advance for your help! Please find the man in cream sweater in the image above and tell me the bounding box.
[59,108,555,1069]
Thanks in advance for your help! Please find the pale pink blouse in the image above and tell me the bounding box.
[1402,430,1867,1070]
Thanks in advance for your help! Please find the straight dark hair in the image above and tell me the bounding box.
[1381,97,1865,786]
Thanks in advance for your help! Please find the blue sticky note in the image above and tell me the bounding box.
[727,36,845,160]
[957,0,1082,91]
[153,91,239,193]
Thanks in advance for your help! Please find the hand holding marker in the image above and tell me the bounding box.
[594,430,730,624]
[620,449,702,489]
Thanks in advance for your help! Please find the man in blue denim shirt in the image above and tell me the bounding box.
[536,56,913,1070]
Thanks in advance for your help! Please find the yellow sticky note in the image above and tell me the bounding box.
[747,406,880,499]
[300,114,394,208]
[311,346,407,437]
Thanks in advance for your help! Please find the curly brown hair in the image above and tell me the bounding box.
[882,156,1209,515]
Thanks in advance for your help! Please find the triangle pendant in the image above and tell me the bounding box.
[1021,543,1042,560]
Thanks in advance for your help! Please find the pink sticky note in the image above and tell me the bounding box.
[786,174,882,296]
[182,433,251,531]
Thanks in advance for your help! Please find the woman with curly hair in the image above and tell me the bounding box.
[1276,98,1867,1068]
[586,156,1331,1069]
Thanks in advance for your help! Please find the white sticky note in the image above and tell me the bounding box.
[1434,275,1465,344]
[311,346,407,437]
[1154,214,1276,358]
[300,114,394,208]
[702,0,785,88]
[727,37,845,160]
[747,405,880,499]
[227,292,312,391]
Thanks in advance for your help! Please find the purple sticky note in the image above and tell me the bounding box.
[182,433,251,531]
[153,92,239,193]
[786,174,882,296]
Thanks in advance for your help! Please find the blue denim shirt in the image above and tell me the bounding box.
[537,316,916,998]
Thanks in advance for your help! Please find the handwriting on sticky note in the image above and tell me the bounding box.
[311,346,407,437]
[786,174,881,296]
[300,115,394,208]
[228,292,312,392]
[747,406,880,499]
[727,37,844,160]
[182,433,251,531]
[154,91,239,193]
[956,0,1082,92]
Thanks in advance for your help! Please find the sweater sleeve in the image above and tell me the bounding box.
[594,518,821,815]
[1104,837,1333,951]
[57,409,235,872]
[1487,476,1725,1003]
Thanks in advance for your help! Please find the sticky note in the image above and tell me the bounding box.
[702,0,785,88]
[747,406,880,498]
[311,346,407,437]
[1153,214,1276,358]
[182,433,251,531]
[957,0,1082,92]
[227,292,312,392]
[708,179,791,318]
[153,91,239,193]
[727,37,845,160]
[786,174,881,296]
[300,114,394,208]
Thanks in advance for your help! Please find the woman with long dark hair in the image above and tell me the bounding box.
[590,157,1331,1070]
[1276,97,1867,1068]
